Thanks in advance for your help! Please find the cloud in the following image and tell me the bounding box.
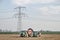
[12,0,55,6]
[12,0,31,6]
[31,0,55,3]
[39,7,49,15]
[39,6,60,16]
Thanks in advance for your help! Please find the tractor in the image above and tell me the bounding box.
[19,28,41,37]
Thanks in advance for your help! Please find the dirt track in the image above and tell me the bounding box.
[0,34,60,40]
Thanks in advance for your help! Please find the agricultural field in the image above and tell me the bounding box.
[0,34,60,40]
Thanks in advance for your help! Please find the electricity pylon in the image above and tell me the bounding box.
[15,6,25,31]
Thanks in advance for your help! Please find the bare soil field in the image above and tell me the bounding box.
[0,34,60,40]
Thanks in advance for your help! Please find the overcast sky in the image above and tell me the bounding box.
[0,0,60,31]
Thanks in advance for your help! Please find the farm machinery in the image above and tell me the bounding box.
[19,28,41,37]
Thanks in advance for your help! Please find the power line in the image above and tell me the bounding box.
[15,6,26,31]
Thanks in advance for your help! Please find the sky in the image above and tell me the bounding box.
[0,0,60,31]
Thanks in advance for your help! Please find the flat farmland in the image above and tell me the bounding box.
[0,34,60,40]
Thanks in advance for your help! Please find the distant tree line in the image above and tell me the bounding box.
[0,29,11,32]
[0,29,60,34]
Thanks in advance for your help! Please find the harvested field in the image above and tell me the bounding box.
[0,34,60,40]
